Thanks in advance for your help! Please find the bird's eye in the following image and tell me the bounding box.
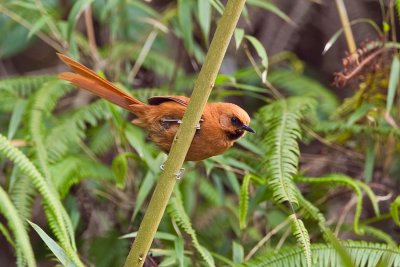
[231,116,240,125]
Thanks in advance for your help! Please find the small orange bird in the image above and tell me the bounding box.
[57,53,255,161]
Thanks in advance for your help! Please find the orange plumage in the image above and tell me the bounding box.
[57,53,255,161]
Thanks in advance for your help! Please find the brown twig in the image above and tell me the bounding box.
[244,218,290,260]
[333,48,387,87]
[333,195,357,236]
[84,6,100,64]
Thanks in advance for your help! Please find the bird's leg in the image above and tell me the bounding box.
[160,118,202,130]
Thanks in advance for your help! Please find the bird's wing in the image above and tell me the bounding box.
[148,96,205,122]
[147,96,190,107]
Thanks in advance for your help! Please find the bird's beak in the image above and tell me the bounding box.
[242,124,256,133]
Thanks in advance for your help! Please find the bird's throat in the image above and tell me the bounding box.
[226,130,244,141]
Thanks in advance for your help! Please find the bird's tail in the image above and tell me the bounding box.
[57,53,144,112]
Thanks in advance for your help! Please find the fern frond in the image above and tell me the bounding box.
[0,74,56,94]
[167,189,216,267]
[268,70,338,117]
[239,241,400,267]
[0,222,15,247]
[0,185,36,267]
[88,123,115,155]
[0,75,57,112]
[358,225,397,247]
[297,175,364,235]
[9,174,36,229]
[289,214,312,267]
[46,100,109,162]
[108,42,184,79]
[390,196,400,226]
[28,80,79,250]
[0,134,83,266]
[296,191,353,266]
[239,174,252,229]
[354,180,380,216]
[313,121,400,139]
[198,179,221,206]
[50,155,114,197]
[29,80,72,179]
[257,97,316,207]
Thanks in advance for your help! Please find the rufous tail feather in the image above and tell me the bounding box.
[57,53,144,112]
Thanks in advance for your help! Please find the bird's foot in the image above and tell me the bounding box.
[160,118,201,130]
[160,164,185,180]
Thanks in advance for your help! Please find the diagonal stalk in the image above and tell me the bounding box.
[335,0,357,53]
[123,0,247,266]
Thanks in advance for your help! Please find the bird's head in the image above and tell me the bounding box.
[216,103,255,141]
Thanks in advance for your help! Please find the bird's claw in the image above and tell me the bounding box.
[160,164,185,180]
[175,168,185,180]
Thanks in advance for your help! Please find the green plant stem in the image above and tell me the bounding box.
[123,0,247,266]
[335,0,357,53]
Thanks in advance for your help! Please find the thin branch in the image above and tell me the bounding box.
[128,30,158,83]
[244,218,290,260]
[334,195,357,236]
[84,6,100,64]
[34,0,65,47]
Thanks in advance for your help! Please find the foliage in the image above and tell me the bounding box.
[167,189,215,267]
[257,96,316,207]
[0,186,36,267]
[239,241,400,267]
[0,0,400,266]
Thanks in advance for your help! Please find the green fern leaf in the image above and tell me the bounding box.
[88,123,115,155]
[390,196,400,226]
[297,174,365,235]
[167,189,216,267]
[358,225,397,247]
[268,70,338,117]
[108,42,184,79]
[0,222,15,247]
[199,179,222,206]
[239,241,400,267]
[29,80,72,179]
[0,75,57,112]
[257,97,316,207]
[313,121,400,140]
[9,174,36,228]
[239,174,251,229]
[50,155,114,197]
[289,214,312,267]
[46,100,109,162]
[296,191,353,266]
[0,134,83,266]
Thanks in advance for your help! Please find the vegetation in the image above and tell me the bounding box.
[0,0,399,266]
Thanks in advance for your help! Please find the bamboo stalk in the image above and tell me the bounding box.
[123,0,247,266]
